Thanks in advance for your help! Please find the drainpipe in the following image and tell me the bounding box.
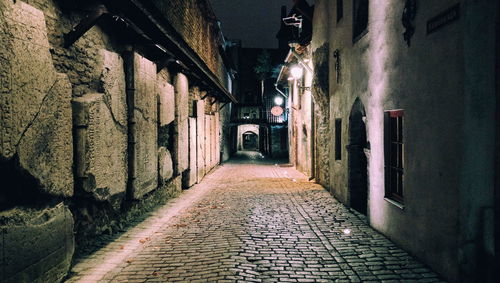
[124,47,136,200]
[275,83,288,98]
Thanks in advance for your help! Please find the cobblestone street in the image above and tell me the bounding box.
[67,152,443,282]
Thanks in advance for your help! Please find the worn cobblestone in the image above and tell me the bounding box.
[67,152,444,282]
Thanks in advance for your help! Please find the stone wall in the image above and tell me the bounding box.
[0,0,231,281]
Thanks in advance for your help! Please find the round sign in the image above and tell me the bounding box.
[271,106,284,116]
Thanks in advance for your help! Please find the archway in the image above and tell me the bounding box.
[242,131,259,150]
[348,98,368,215]
[236,124,260,151]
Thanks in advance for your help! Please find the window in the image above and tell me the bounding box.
[337,0,343,22]
[353,0,369,42]
[384,110,404,203]
[335,119,342,160]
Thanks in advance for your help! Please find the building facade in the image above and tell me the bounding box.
[278,0,498,282]
[0,0,235,281]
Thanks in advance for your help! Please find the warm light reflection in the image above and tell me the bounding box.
[342,228,351,235]
[290,66,303,79]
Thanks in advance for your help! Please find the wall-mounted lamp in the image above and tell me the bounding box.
[290,65,303,79]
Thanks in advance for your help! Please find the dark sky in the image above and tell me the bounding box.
[210,0,308,49]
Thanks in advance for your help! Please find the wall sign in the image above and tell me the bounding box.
[427,3,460,35]
[271,106,284,117]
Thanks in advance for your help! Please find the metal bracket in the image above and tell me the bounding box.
[63,5,108,48]
[333,49,341,83]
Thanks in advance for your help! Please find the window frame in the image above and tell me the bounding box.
[337,0,344,23]
[384,110,404,204]
[352,0,369,43]
[335,118,342,160]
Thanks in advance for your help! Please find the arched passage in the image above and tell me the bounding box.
[242,131,258,150]
[348,98,368,215]
[236,124,260,151]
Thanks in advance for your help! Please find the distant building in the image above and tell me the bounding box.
[228,44,289,158]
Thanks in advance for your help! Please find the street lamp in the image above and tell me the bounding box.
[274,96,284,106]
[290,65,303,79]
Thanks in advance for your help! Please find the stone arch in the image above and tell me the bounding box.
[242,131,259,150]
[237,124,260,151]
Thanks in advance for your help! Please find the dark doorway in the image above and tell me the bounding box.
[348,98,368,215]
[243,131,259,150]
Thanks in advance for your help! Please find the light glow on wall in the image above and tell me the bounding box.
[290,65,303,79]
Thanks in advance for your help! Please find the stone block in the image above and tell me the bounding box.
[215,113,220,165]
[72,93,127,203]
[211,114,218,167]
[0,203,74,283]
[174,118,189,173]
[158,147,173,182]
[130,53,158,199]
[196,100,206,182]
[205,115,212,172]
[99,49,127,127]
[186,118,197,187]
[174,73,189,122]
[158,70,175,126]
[0,1,73,196]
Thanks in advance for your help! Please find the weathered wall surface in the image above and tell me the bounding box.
[174,74,189,175]
[72,50,128,205]
[197,99,207,182]
[0,203,74,283]
[129,53,158,199]
[0,0,73,197]
[311,0,497,281]
[0,0,232,280]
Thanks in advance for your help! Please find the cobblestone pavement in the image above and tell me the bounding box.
[67,151,444,282]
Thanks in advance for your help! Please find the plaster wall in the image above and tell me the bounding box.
[311,0,497,281]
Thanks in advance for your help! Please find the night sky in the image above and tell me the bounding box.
[210,0,312,49]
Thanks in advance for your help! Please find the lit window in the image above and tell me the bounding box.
[384,110,404,203]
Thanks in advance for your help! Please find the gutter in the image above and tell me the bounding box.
[104,0,237,104]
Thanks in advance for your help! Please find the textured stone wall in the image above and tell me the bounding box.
[72,50,128,205]
[311,44,331,188]
[173,73,190,175]
[196,99,207,182]
[129,53,158,199]
[0,0,230,280]
[0,0,73,197]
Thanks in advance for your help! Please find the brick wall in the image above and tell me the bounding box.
[151,0,226,83]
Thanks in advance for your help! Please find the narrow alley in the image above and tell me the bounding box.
[0,0,498,282]
[67,152,441,282]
